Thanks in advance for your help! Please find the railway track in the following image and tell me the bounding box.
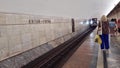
[22,27,96,68]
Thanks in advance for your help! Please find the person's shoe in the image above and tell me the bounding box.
[101,49,106,51]
[106,49,109,54]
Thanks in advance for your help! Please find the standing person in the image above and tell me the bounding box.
[114,19,118,36]
[97,20,102,40]
[100,15,110,50]
[113,19,118,36]
[118,19,120,35]
[109,19,116,36]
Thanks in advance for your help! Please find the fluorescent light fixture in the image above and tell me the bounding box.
[90,20,93,24]
[86,20,89,24]
[79,22,83,24]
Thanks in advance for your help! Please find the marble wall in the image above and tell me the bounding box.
[108,10,120,20]
[75,19,88,32]
[0,12,71,61]
[0,12,89,62]
[0,24,91,68]
[0,31,85,68]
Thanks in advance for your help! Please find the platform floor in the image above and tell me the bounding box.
[62,30,120,68]
[107,36,120,68]
[62,30,99,68]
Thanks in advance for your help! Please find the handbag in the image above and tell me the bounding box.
[94,35,102,45]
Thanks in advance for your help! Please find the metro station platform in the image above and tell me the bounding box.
[0,1,120,68]
[62,30,120,68]
[107,36,120,68]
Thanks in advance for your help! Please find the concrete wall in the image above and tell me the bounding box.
[0,12,89,62]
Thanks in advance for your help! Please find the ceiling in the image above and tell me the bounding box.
[0,0,120,19]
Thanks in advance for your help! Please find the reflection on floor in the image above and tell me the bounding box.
[107,36,120,68]
[62,30,99,68]
[62,29,120,68]
[97,35,120,68]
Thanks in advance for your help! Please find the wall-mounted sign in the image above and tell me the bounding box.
[29,19,51,24]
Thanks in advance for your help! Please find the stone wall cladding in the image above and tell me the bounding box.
[0,43,54,68]
[0,12,89,67]
[0,32,67,68]
[0,12,74,61]
[0,26,89,68]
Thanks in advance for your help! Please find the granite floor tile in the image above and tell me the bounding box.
[62,31,98,68]
[107,36,120,68]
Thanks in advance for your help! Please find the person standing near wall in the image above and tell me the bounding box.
[118,19,120,35]
[97,20,102,40]
[109,19,117,36]
[99,15,110,51]
[114,19,118,36]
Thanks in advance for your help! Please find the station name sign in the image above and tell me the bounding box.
[29,19,51,24]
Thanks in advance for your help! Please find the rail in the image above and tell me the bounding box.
[22,27,96,68]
